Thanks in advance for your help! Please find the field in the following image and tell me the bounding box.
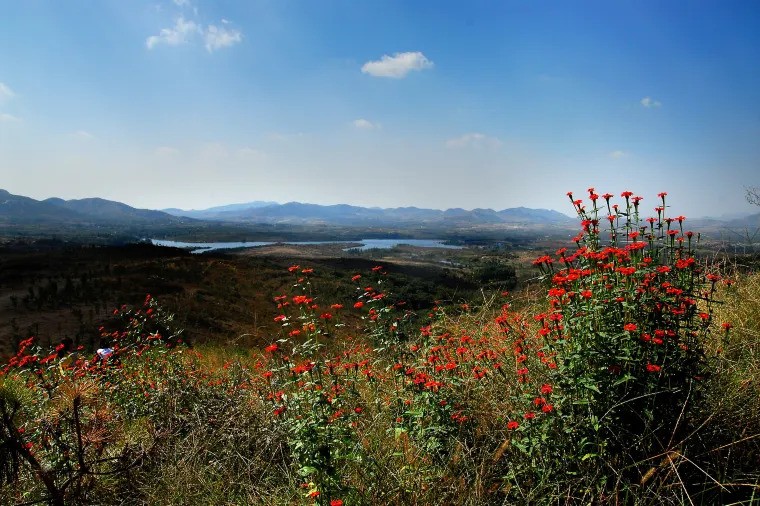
[1,193,759,505]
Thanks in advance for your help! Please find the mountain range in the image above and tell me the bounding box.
[160,201,576,226]
[0,189,576,229]
[3,189,758,231]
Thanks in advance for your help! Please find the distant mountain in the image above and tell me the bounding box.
[162,200,277,219]
[729,212,760,228]
[0,188,577,230]
[45,197,176,224]
[0,190,189,226]
[497,207,573,224]
[0,190,86,224]
[162,200,576,227]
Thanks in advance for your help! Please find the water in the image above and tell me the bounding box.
[149,238,462,254]
[346,239,462,251]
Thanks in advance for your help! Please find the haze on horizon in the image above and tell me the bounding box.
[1,1,759,219]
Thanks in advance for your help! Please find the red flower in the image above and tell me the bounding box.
[330,500,344,506]
[288,265,300,272]
[274,315,286,322]
[623,323,637,332]
[541,403,554,413]
[646,363,661,373]
[507,420,519,430]
[540,383,553,394]
[721,322,732,330]
[351,274,361,282]
[524,412,536,420]
[265,344,279,353]
[354,301,364,309]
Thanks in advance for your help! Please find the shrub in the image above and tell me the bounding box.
[524,189,727,501]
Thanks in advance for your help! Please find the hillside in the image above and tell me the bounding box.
[0,189,189,227]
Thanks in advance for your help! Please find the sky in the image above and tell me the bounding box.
[1,0,760,218]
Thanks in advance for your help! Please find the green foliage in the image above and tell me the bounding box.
[472,259,518,288]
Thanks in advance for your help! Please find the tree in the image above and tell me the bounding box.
[746,186,760,206]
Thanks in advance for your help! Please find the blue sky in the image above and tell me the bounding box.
[1,0,759,217]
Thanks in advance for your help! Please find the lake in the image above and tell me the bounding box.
[149,238,463,254]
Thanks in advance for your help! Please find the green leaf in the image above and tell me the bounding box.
[299,466,318,476]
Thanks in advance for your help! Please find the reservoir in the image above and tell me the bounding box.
[150,238,463,254]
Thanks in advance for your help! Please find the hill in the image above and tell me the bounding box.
[0,189,190,227]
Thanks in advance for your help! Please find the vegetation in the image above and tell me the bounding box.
[1,190,758,505]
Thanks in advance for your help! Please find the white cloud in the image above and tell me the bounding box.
[0,82,15,102]
[146,16,242,53]
[71,130,94,140]
[146,17,200,49]
[0,113,20,122]
[204,24,242,52]
[352,118,379,130]
[361,51,434,78]
[640,96,662,108]
[173,0,190,6]
[609,150,629,159]
[445,132,502,150]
